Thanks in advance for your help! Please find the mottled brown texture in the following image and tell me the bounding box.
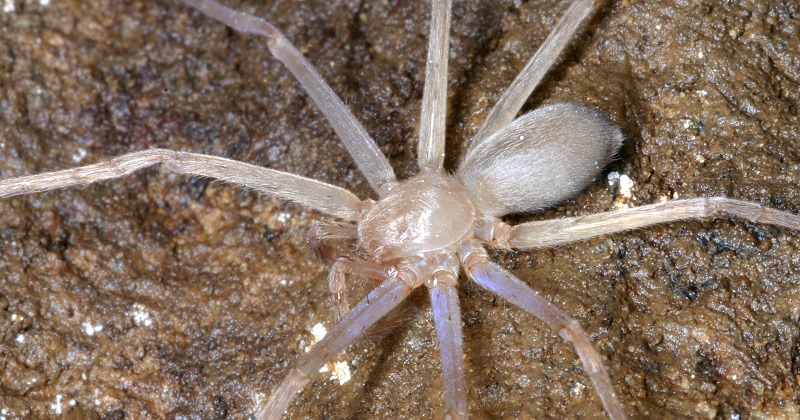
[0,0,798,418]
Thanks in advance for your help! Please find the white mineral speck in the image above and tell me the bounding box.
[569,382,586,398]
[50,394,63,415]
[607,171,619,185]
[307,323,331,372]
[72,148,87,163]
[332,360,351,384]
[310,323,327,344]
[2,0,14,13]
[83,322,103,336]
[618,174,634,198]
[609,172,636,209]
[128,303,153,327]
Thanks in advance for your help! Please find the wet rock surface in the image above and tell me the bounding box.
[0,0,798,418]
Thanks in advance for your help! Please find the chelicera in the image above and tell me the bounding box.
[1,0,798,418]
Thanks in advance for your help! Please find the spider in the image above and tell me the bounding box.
[1,0,800,418]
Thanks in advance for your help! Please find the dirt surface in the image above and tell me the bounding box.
[0,0,798,418]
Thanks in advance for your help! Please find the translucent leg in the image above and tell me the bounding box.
[328,258,390,322]
[475,197,800,249]
[176,0,397,193]
[430,276,467,419]
[0,149,363,220]
[472,0,595,144]
[460,242,626,420]
[258,279,413,420]
[418,0,452,172]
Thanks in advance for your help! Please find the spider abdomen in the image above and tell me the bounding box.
[458,103,623,217]
[358,173,476,262]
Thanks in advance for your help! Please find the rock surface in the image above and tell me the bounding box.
[0,0,798,418]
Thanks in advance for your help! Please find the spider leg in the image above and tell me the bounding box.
[476,197,800,249]
[176,0,397,194]
[429,253,467,419]
[259,257,430,420]
[418,0,452,172]
[0,149,363,220]
[472,0,595,144]
[305,222,390,321]
[459,241,626,420]
[328,258,390,322]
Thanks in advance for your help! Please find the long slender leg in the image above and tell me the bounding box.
[0,149,363,220]
[475,197,800,249]
[328,258,390,322]
[428,253,467,419]
[459,242,625,420]
[472,0,594,144]
[259,255,432,420]
[176,0,397,194]
[418,0,452,172]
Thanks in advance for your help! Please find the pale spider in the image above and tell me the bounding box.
[1,0,800,418]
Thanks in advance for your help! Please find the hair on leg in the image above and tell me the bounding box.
[472,0,595,144]
[418,0,453,172]
[177,0,397,193]
[0,149,364,219]
[459,241,625,420]
[327,258,390,322]
[258,278,415,419]
[474,197,800,250]
[430,275,468,419]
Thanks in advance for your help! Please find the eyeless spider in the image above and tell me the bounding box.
[1,0,798,418]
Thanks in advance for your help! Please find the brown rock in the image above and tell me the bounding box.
[0,0,797,418]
